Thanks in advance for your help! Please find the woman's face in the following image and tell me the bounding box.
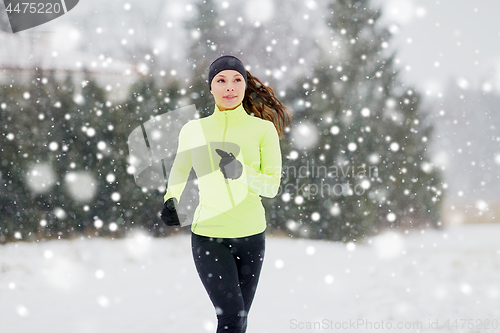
[210,70,246,111]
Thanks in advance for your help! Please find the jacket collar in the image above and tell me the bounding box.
[212,103,249,126]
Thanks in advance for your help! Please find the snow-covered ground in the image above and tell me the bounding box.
[1,223,499,333]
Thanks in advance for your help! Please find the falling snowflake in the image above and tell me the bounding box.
[25,162,57,194]
[64,172,97,202]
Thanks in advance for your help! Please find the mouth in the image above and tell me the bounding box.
[223,95,237,99]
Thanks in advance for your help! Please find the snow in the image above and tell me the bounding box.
[1,224,499,332]
[64,171,97,202]
[24,162,57,194]
[293,122,319,149]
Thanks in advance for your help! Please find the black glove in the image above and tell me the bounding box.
[161,197,187,226]
[215,149,243,180]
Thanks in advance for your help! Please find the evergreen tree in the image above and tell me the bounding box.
[0,80,34,242]
[109,75,157,236]
[0,69,75,241]
[278,0,444,241]
[64,70,119,237]
[29,70,74,240]
[113,74,186,237]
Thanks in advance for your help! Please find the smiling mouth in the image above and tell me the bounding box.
[224,95,237,99]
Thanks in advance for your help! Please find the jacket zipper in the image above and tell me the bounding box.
[194,112,236,230]
[223,113,236,208]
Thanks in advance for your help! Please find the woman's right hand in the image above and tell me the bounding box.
[161,197,187,226]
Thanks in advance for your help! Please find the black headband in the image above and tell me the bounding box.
[208,55,247,90]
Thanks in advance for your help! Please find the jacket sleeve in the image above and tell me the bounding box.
[163,122,192,203]
[235,121,282,198]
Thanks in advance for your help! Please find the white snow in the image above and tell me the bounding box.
[293,122,319,149]
[64,172,97,203]
[24,163,57,194]
[1,224,499,332]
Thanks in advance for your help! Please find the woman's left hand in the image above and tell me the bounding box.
[215,149,243,180]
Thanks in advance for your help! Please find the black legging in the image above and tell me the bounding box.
[191,231,265,333]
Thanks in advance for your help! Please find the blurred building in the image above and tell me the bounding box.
[0,31,140,101]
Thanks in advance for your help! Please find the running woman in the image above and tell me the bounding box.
[161,55,292,333]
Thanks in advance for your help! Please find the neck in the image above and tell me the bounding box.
[217,103,242,111]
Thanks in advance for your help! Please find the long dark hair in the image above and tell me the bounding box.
[242,70,293,140]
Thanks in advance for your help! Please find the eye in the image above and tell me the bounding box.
[217,79,225,83]
[235,78,241,82]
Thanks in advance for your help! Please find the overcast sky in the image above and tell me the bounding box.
[375,0,500,95]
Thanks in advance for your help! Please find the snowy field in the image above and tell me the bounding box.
[1,223,499,333]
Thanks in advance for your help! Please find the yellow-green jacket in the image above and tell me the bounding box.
[164,103,282,238]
